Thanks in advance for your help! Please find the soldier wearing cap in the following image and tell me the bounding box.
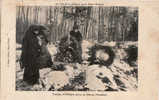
[69,25,83,63]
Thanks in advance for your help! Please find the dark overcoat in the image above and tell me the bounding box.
[20,25,41,85]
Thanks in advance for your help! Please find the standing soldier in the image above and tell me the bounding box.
[20,25,52,85]
[69,25,83,63]
[20,25,41,85]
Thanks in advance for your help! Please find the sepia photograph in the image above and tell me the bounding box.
[16,6,138,91]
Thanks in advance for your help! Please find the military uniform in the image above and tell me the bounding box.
[21,29,41,85]
[20,25,52,85]
[70,30,82,63]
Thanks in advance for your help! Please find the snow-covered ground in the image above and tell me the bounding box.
[16,40,138,91]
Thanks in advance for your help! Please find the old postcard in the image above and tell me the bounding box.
[1,0,159,100]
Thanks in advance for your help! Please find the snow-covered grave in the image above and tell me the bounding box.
[16,40,138,91]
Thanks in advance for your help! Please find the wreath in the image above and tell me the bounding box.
[88,44,115,66]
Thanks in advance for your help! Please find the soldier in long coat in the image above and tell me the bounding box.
[20,25,41,85]
[20,25,52,85]
[69,25,83,63]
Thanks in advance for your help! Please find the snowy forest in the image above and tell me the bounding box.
[16,6,138,43]
[16,6,138,91]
